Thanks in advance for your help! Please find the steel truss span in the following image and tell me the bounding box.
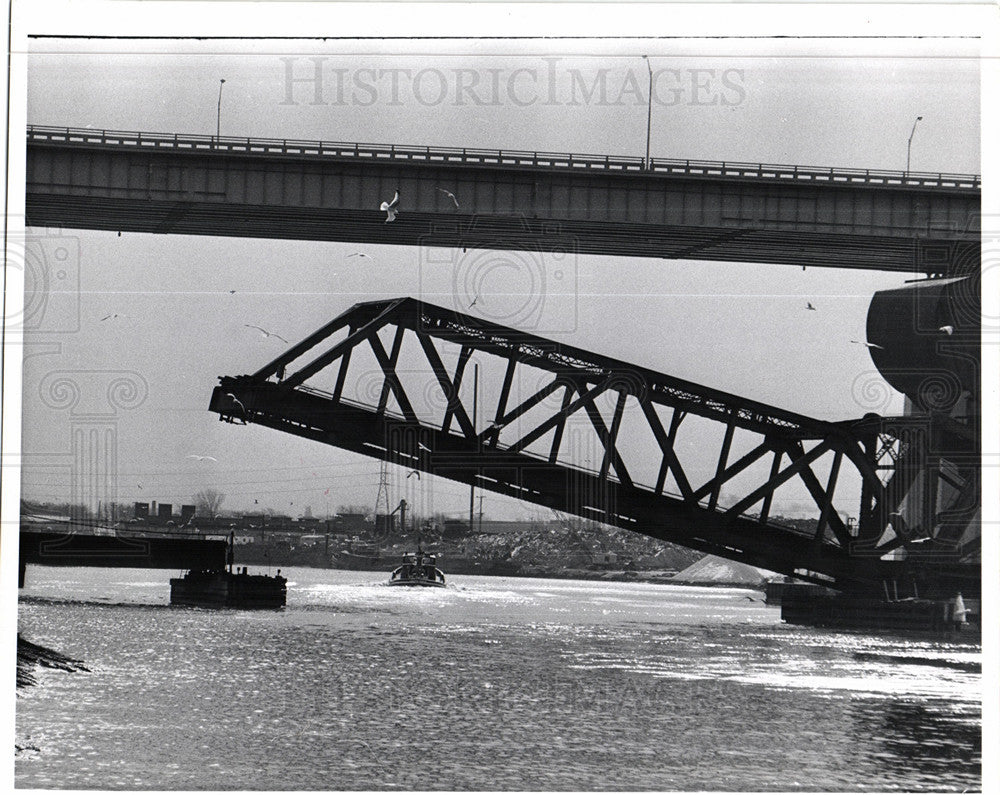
[209,298,977,595]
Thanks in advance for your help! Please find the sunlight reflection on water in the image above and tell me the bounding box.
[17,566,980,791]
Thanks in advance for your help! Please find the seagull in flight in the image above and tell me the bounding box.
[346,252,373,260]
[100,313,121,321]
[436,188,460,208]
[380,190,400,223]
[806,302,817,311]
[245,324,288,343]
[469,294,480,309]
[406,470,421,480]
[186,455,218,462]
[939,325,954,335]
[851,340,885,350]
[224,392,247,414]
[418,442,431,453]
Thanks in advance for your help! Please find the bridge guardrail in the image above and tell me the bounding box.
[27,125,981,190]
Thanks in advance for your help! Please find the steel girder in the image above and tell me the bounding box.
[209,297,978,595]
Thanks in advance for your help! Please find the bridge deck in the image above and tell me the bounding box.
[26,125,982,189]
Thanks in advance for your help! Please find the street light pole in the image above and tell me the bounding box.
[216,79,226,145]
[906,115,923,174]
[643,56,653,170]
[469,363,478,533]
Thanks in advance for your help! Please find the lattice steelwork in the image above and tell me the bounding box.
[209,298,977,595]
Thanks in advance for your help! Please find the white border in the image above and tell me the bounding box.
[3,3,995,794]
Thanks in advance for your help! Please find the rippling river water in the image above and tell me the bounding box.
[16,566,980,791]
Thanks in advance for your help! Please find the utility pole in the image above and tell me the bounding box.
[476,493,485,533]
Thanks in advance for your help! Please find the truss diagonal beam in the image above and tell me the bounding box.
[579,388,634,490]
[278,300,403,389]
[508,378,613,455]
[251,298,399,381]
[416,332,476,438]
[643,403,693,501]
[368,333,419,424]
[377,325,407,415]
[692,441,773,503]
[782,441,852,547]
[723,441,831,520]
[441,346,473,434]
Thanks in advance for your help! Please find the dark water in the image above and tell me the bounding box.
[16,567,980,791]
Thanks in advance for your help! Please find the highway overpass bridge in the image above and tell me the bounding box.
[25,126,980,273]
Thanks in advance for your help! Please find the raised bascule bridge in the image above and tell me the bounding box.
[25,126,981,618]
[209,296,979,601]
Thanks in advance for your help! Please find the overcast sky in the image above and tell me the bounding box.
[18,35,981,521]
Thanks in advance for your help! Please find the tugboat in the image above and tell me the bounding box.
[170,533,287,608]
[388,541,446,588]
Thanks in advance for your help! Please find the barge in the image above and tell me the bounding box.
[170,566,287,608]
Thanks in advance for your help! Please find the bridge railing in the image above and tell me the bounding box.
[27,124,981,190]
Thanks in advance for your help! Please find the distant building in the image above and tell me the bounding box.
[134,502,149,520]
[157,503,173,522]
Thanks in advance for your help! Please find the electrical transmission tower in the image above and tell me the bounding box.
[372,458,392,543]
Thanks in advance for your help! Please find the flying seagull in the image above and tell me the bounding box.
[436,188,460,208]
[380,190,400,223]
[851,340,885,350]
[244,324,288,343]
[469,295,480,308]
[418,442,431,452]
[406,470,421,480]
[346,252,372,260]
[224,392,247,414]
[806,302,817,311]
[100,313,120,321]
[939,325,954,335]
[186,455,218,462]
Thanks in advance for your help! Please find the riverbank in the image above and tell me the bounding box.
[16,634,89,689]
